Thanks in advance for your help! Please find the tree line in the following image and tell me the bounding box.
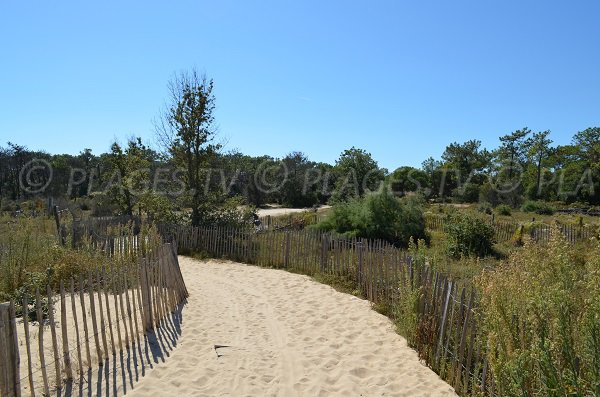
[2,70,600,225]
[395,127,600,206]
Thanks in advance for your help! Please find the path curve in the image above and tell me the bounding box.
[128,257,457,397]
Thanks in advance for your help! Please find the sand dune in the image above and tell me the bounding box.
[127,257,457,397]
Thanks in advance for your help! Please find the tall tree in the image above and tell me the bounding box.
[388,166,430,196]
[156,70,223,226]
[497,127,531,179]
[441,140,490,182]
[572,127,600,170]
[525,130,553,198]
[280,151,320,207]
[107,137,151,216]
[570,127,600,203]
[331,147,385,202]
[440,140,491,201]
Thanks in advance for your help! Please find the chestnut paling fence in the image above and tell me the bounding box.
[259,212,597,244]
[159,223,494,396]
[425,213,598,243]
[0,241,188,397]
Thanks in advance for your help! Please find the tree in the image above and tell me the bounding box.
[546,144,585,202]
[280,151,320,207]
[331,147,385,202]
[155,70,253,227]
[5,143,29,200]
[107,138,151,216]
[441,140,490,183]
[245,155,278,207]
[497,127,531,179]
[490,128,531,207]
[441,140,491,202]
[421,157,445,199]
[156,70,222,226]
[525,130,553,198]
[73,148,96,198]
[570,127,600,203]
[388,166,430,196]
[572,127,600,168]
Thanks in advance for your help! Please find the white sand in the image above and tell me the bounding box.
[127,257,457,397]
[16,280,159,397]
[257,205,330,217]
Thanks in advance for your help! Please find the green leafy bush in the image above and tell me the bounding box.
[314,186,429,247]
[478,201,493,215]
[521,200,555,215]
[444,213,496,258]
[495,204,512,216]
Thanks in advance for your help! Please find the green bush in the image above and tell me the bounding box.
[77,197,92,211]
[478,201,493,215]
[453,182,481,203]
[314,186,429,247]
[495,204,512,216]
[444,213,496,258]
[521,200,555,215]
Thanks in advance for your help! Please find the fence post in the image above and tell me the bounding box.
[284,232,291,268]
[140,258,154,331]
[357,241,364,287]
[0,301,21,397]
[53,205,63,245]
[320,234,329,273]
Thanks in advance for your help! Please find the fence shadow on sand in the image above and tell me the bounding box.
[57,302,185,397]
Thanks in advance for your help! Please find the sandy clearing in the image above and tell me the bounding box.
[127,257,457,397]
[256,205,330,217]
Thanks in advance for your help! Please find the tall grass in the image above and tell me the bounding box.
[478,230,600,396]
[0,216,58,302]
[0,216,162,306]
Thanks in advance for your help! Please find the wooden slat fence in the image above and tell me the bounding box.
[258,212,326,231]
[158,224,492,396]
[425,214,597,244]
[0,242,188,397]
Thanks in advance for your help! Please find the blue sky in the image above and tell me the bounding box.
[1,0,599,170]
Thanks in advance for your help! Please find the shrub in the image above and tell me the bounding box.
[511,221,548,246]
[314,186,429,247]
[77,198,92,211]
[478,201,493,215]
[521,200,555,215]
[495,204,512,216]
[479,182,500,206]
[444,213,496,258]
[452,182,481,203]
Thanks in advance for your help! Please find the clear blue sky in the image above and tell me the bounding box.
[1,0,599,170]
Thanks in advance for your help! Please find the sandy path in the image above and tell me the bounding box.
[127,257,457,397]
